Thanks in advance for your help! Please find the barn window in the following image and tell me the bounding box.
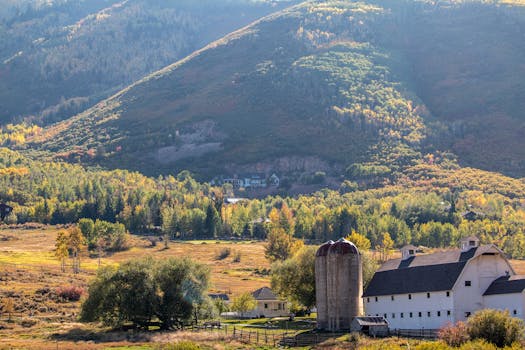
[427,311,431,317]
[400,312,404,318]
[446,291,450,297]
[408,294,412,300]
[391,295,395,301]
[465,281,471,287]
[418,312,422,317]
[264,303,268,309]
[392,313,395,318]
[447,310,451,316]
[375,297,378,302]
[367,297,370,303]
[513,310,517,315]
[384,313,387,318]
[427,292,430,298]
[409,312,413,318]
[465,312,471,318]
[437,311,441,317]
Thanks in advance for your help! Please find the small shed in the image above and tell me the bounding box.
[350,316,388,337]
[208,293,230,303]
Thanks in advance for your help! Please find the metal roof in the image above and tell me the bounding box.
[363,261,466,297]
[252,287,279,300]
[208,293,230,301]
[352,316,388,326]
[484,275,525,296]
[364,245,503,297]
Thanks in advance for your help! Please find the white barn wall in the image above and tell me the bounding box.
[453,254,513,322]
[364,291,454,329]
[483,293,525,319]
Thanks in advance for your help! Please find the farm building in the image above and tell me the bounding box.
[363,236,525,330]
[315,238,363,331]
[245,287,290,318]
[208,293,230,303]
[350,316,389,337]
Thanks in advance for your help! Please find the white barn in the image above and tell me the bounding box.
[363,236,525,330]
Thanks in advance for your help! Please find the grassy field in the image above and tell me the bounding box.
[0,226,273,349]
[3,226,525,349]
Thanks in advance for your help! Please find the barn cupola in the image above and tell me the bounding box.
[460,236,480,252]
[400,245,417,261]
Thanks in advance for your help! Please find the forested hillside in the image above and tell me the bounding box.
[0,0,297,124]
[26,0,525,180]
[1,147,524,258]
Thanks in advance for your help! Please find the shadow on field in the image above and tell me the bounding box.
[50,328,152,343]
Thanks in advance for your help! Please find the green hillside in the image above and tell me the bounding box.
[28,0,525,179]
[0,0,297,124]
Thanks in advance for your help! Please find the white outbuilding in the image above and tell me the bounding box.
[363,236,525,330]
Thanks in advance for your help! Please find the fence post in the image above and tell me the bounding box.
[256,330,259,344]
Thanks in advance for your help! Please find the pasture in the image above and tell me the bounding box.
[3,226,525,349]
[0,226,271,349]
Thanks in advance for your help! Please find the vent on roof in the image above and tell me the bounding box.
[460,236,480,252]
[400,245,417,261]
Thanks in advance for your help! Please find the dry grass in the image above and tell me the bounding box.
[0,226,272,348]
[4,226,525,349]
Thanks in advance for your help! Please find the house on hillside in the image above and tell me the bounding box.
[245,287,289,318]
[363,236,525,330]
[212,173,278,189]
[268,173,280,187]
[461,210,485,221]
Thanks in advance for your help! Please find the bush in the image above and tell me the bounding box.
[215,247,231,260]
[458,339,498,350]
[438,321,470,347]
[56,285,84,302]
[20,318,38,328]
[467,309,525,347]
[80,257,210,329]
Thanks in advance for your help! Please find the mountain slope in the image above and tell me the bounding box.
[29,0,525,179]
[0,0,297,124]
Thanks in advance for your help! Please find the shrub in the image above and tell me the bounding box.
[467,309,525,347]
[56,285,84,302]
[20,318,38,328]
[215,247,231,260]
[458,339,497,350]
[438,321,470,347]
[80,257,210,329]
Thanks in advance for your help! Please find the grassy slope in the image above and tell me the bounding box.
[28,0,525,179]
[29,1,426,178]
[0,0,297,124]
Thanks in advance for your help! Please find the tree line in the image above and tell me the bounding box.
[1,148,525,258]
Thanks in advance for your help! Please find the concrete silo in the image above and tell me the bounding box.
[315,240,333,330]
[316,238,363,331]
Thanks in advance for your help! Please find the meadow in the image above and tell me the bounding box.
[2,226,525,349]
[0,226,271,349]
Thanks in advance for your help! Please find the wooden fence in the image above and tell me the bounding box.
[391,328,439,339]
[192,324,439,347]
[190,324,353,347]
